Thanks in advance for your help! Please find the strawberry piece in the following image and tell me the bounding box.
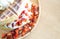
[2,34,7,38]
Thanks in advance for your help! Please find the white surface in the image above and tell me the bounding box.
[24,0,60,39]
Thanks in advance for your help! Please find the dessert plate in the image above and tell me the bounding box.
[0,0,39,39]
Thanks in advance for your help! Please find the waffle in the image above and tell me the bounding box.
[0,0,21,25]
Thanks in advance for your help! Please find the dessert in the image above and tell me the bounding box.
[0,0,39,39]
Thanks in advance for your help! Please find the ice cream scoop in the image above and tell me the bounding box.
[0,0,14,10]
